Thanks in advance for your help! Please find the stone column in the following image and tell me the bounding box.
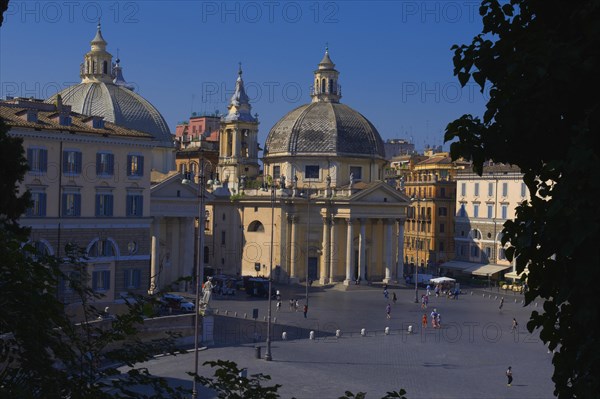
[320,216,331,284]
[344,218,354,285]
[397,219,405,280]
[149,217,161,294]
[358,218,367,282]
[182,217,195,292]
[170,217,180,284]
[371,219,380,281]
[384,220,393,283]
[329,218,338,282]
[234,128,240,159]
[289,216,299,284]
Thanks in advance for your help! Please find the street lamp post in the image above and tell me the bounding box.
[183,157,207,399]
[305,182,311,310]
[265,181,275,361]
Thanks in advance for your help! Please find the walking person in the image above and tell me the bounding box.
[386,303,391,319]
[276,300,281,311]
[426,284,431,296]
[303,304,308,318]
[511,318,518,331]
[506,366,513,386]
[422,313,428,329]
[431,309,438,328]
[392,292,397,304]
[289,299,294,311]
[294,299,299,311]
[499,297,505,311]
[384,288,389,299]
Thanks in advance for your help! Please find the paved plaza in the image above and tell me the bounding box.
[143,283,555,398]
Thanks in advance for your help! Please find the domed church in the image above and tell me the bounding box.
[210,49,410,285]
[46,23,174,173]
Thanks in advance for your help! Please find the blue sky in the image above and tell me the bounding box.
[0,1,486,151]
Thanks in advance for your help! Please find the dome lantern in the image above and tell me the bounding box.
[311,47,342,103]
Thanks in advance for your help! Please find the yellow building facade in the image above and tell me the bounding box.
[209,50,410,285]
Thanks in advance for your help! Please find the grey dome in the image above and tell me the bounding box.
[265,102,385,159]
[47,82,172,143]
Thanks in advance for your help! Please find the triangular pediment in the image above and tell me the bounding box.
[151,172,214,201]
[348,181,410,204]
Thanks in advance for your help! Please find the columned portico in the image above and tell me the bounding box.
[289,215,299,283]
[344,218,354,285]
[358,218,367,282]
[397,219,405,279]
[329,218,338,282]
[320,216,331,284]
[383,219,393,283]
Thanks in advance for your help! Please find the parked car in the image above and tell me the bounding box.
[160,293,195,312]
[243,277,276,298]
[211,275,238,296]
[179,300,195,312]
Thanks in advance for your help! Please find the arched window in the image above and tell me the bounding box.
[247,220,265,232]
[88,239,116,257]
[321,78,326,93]
[103,61,108,74]
[470,229,482,240]
[328,79,334,93]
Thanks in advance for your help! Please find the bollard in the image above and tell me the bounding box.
[309,331,315,340]
[470,291,473,295]
[254,346,261,359]
[244,313,247,319]
[408,325,413,334]
[494,296,497,300]
[224,310,228,315]
[514,299,517,303]
[273,317,277,323]
[282,332,287,340]
[336,329,342,338]
[234,312,237,317]
[361,328,366,337]
[384,327,390,335]
[215,309,219,314]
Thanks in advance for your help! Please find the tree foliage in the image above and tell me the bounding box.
[445,1,600,397]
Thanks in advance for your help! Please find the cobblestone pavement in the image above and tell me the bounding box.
[142,283,555,399]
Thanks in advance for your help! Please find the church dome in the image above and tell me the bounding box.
[46,23,171,144]
[265,102,385,158]
[48,82,172,143]
[264,49,385,160]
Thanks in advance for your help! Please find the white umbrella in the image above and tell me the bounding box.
[430,277,456,284]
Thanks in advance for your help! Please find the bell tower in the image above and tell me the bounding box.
[217,64,260,190]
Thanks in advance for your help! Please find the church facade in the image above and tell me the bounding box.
[209,50,410,285]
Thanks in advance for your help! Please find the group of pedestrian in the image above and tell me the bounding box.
[430,308,441,328]
[421,294,429,309]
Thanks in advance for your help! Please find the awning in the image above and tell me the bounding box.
[440,260,477,271]
[465,264,512,276]
[441,261,512,276]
